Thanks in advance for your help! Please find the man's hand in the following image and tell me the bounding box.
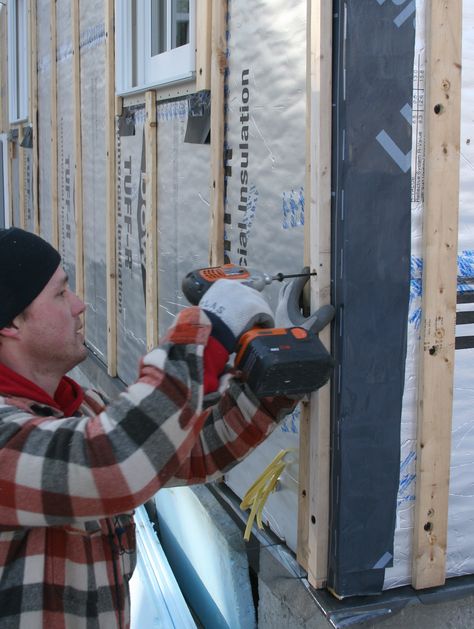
[199,279,274,351]
[275,266,335,333]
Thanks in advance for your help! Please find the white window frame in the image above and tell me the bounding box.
[7,0,29,124]
[116,0,196,96]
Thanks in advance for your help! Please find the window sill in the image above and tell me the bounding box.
[116,71,196,99]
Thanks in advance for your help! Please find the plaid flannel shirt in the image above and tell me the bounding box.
[0,307,295,628]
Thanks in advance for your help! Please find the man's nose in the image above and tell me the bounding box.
[70,291,86,315]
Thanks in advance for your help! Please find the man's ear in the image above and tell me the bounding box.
[0,321,21,339]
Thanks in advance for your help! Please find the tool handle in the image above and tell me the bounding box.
[182,264,270,305]
[309,304,336,334]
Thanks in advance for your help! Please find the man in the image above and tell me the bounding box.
[0,227,298,628]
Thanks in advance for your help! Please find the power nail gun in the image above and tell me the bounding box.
[182,264,335,397]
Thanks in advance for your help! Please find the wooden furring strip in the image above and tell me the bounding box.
[72,0,84,300]
[50,0,59,246]
[412,0,462,591]
[145,90,159,350]
[300,0,333,588]
[209,0,226,266]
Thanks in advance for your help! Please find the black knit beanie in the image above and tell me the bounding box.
[0,228,61,327]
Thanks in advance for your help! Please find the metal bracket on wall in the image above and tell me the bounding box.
[185,90,211,144]
[20,126,33,149]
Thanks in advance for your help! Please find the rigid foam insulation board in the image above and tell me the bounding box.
[56,0,76,291]
[384,0,474,590]
[223,0,307,553]
[79,1,108,365]
[327,1,414,597]
[37,0,53,243]
[116,106,147,384]
[156,98,211,334]
[115,98,212,382]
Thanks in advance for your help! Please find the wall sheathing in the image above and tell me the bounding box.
[56,0,76,290]
[37,0,53,242]
[79,0,108,364]
[385,0,474,590]
[223,0,307,551]
[156,99,211,334]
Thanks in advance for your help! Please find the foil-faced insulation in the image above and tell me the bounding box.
[79,0,108,364]
[156,98,211,334]
[116,106,147,383]
[223,0,307,552]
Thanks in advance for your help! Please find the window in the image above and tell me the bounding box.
[7,0,29,123]
[116,0,196,95]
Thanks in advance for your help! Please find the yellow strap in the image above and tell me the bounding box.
[239,448,297,541]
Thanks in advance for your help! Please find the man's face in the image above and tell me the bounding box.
[19,266,87,374]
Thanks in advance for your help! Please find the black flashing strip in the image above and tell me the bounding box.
[457,291,474,304]
[456,311,474,325]
[455,336,474,350]
[328,1,414,598]
[455,299,474,349]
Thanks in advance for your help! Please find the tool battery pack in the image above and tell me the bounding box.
[235,327,334,397]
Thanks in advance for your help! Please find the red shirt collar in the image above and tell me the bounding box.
[0,362,84,416]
